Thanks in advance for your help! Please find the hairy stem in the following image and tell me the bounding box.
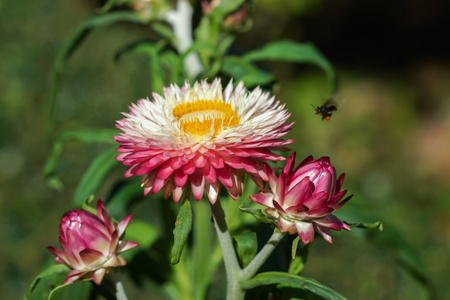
[210,198,244,300]
[240,229,286,281]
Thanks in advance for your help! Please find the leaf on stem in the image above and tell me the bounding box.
[23,264,71,300]
[239,272,348,300]
[289,237,308,275]
[233,232,258,268]
[170,198,193,265]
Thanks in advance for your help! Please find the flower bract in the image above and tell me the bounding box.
[47,200,139,285]
[250,153,352,244]
[115,78,293,203]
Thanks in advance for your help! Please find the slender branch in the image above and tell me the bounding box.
[165,0,203,78]
[111,270,128,300]
[210,198,244,300]
[240,229,286,281]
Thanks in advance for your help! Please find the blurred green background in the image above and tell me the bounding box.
[1,0,449,299]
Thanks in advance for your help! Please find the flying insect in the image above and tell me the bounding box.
[312,95,340,121]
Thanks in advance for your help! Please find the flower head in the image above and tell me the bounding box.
[250,153,352,244]
[48,200,139,285]
[115,78,293,203]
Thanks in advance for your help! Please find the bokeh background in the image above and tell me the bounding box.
[1,0,449,299]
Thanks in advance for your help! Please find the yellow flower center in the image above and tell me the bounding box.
[173,99,240,139]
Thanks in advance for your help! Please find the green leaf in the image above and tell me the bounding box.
[47,12,144,135]
[347,221,383,231]
[170,199,193,265]
[222,56,275,87]
[240,272,348,300]
[44,129,118,190]
[243,40,338,92]
[73,147,120,206]
[289,239,308,275]
[234,232,258,268]
[98,0,130,13]
[23,264,70,300]
[239,204,275,225]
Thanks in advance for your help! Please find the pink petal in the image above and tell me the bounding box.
[91,268,106,285]
[174,169,189,187]
[173,184,187,203]
[64,270,85,285]
[217,167,233,188]
[284,177,313,207]
[117,240,140,253]
[194,154,207,168]
[201,161,217,183]
[205,181,221,204]
[181,159,197,175]
[249,190,274,207]
[79,249,105,267]
[191,170,205,201]
[277,217,294,232]
[294,221,315,244]
[301,191,329,210]
[315,225,333,244]
[282,152,296,178]
[116,214,133,237]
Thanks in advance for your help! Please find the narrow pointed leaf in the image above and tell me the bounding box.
[347,221,383,231]
[171,199,193,265]
[243,40,337,92]
[44,129,117,190]
[73,147,120,206]
[289,239,308,275]
[47,12,144,134]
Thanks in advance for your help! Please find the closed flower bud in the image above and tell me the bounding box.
[48,200,139,285]
[250,153,352,244]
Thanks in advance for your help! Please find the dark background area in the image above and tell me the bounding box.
[1,0,449,299]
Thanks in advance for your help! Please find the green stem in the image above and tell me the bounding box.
[240,230,286,281]
[210,199,244,300]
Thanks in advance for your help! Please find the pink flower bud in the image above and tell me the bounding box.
[250,153,352,244]
[48,200,139,285]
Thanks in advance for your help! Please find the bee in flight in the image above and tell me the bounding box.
[312,94,340,121]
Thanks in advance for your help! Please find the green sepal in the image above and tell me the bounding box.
[239,204,275,225]
[170,198,193,265]
[233,232,258,268]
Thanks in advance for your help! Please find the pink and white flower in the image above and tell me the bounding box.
[115,78,293,204]
[48,200,139,285]
[250,153,352,244]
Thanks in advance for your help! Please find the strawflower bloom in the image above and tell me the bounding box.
[48,200,139,285]
[250,153,352,244]
[115,78,293,203]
